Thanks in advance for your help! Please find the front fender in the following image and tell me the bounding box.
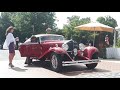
[38,47,67,59]
[49,47,66,54]
[83,46,99,59]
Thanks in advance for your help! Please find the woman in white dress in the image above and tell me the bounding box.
[3,26,16,68]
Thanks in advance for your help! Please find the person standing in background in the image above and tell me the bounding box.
[46,28,52,34]
[105,35,110,46]
[3,26,16,68]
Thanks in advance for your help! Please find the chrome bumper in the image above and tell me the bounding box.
[62,59,100,66]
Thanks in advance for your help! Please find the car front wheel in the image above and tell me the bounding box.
[50,52,62,72]
[86,63,98,69]
[86,53,98,69]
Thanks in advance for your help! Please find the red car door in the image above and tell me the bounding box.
[19,44,30,57]
[29,43,42,58]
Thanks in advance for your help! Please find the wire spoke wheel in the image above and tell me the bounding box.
[50,52,62,72]
[51,55,58,69]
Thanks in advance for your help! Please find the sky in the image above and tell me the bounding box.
[55,12,120,29]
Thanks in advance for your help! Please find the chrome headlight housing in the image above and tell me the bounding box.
[62,43,69,51]
[79,43,86,51]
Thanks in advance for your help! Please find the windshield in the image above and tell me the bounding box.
[40,35,64,42]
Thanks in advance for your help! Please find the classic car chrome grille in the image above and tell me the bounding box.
[67,40,77,51]
[66,40,79,59]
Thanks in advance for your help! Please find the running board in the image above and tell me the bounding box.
[62,59,100,66]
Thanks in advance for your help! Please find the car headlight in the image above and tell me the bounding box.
[73,48,78,56]
[79,43,85,51]
[62,43,69,51]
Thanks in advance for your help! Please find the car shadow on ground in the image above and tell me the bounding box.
[24,61,111,76]
[24,61,50,68]
[60,66,110,76]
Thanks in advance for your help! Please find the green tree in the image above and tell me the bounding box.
[116,38,120,47]
[10,12,56,42]
[0,12,14,45]
[0,12,56,43]
[62,15,91,43]
[97,16,117,28]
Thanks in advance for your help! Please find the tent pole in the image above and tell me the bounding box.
[93,31,96,46]
[113,28,116,48]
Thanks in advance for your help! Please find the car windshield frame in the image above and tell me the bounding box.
[40,35,64,42]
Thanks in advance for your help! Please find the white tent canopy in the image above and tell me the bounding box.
[75,22,114,32]
[75,22,114,46]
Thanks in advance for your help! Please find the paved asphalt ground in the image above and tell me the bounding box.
[0,50,120,78]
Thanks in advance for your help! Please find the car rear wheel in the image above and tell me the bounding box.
[25,57,32,65]
[50,52,62,72]
[86,53,98,69]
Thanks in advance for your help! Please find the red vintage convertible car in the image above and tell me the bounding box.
[19,34,100,72]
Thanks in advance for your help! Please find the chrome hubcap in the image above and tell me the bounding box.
[51,55,58,69]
